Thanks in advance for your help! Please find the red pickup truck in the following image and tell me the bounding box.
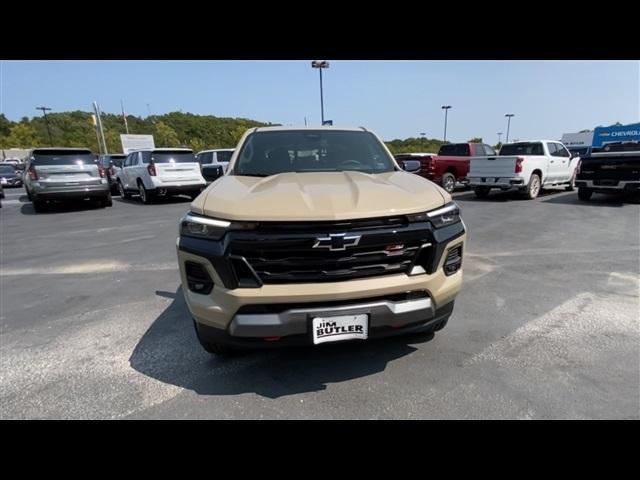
[396,142,497,193]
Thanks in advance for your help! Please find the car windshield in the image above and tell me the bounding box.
[234,130,395,177]
[32,150,96,166]
[216,150,233,162]
[500,143,544,156]
[148,151,196,163]
[0,165,16,174]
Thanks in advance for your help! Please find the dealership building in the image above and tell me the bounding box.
[562,122,640,153]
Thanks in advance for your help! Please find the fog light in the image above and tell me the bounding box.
[443,245,463,276]
[185,261,214,294]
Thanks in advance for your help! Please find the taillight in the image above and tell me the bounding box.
[98,166,106,178]
[515,157,524,174]
[576,160,581,175]
[28,166,38,180]
[147,161,157,176]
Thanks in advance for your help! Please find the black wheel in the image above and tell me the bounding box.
[118,181,131,199]
[138,182,154,204]
[474,187,490,199]
[110,185,119,196]
[193,320,236,355]
[525,173,541,199]
[565,171,576,191]
[100,194,113,208]
[441,172,456,193]
[577,187,593,201]
[32,200,46,213]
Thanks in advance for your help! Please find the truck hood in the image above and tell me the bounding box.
[192,171,449,221]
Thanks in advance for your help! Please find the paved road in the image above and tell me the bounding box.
[1,186,638,419]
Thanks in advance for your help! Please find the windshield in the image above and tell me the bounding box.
[234,130,395,177]
[0,165,16,174]
[32,150,96,166]
[148,152,196,164]
[216,150,233,163]
[108,155,125,167]
[500,143,544,156]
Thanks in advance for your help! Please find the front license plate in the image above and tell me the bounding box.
[312,314,369,345]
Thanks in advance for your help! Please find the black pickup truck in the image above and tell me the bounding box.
[575,141,640,202]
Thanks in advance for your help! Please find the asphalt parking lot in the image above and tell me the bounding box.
[1,186,638,419]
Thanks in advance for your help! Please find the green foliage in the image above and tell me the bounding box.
[468,137,483,143]
[384,137,445,155]
[0,123,41,148]
[0,110,273,152]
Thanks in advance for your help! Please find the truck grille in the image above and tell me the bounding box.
[227,222,431,284]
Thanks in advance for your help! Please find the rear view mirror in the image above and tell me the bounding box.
[401,160,421,173]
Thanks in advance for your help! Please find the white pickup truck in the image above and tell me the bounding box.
[468,140,580,199]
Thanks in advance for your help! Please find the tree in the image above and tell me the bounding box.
[188,138,207,152]
[0,123,40,148]
[468,137,483,143]
[153,121,180,147]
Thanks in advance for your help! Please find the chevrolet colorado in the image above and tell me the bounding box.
[177,126,466,354]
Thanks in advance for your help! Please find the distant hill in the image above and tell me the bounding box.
[0,111,275,153]
[0,110,454,155]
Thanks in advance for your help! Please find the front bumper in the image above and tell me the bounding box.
[195,300,455,348]
[0,178,22,187]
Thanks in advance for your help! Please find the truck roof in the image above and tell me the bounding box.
[252,125,367,133]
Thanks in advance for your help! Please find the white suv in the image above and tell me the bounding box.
[117,148,206,203]
[195,149,234,183]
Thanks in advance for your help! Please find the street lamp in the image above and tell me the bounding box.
[311,60,329,124]
[441,105,452,142]
[505,114,515,143]
[497,132,503,144]
[36,106,53,146]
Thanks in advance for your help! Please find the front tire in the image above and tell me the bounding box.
[525,173,541,199]
[578,187,593,201]
[193,320,237,355]
[474,186,491,199]
[441,172,456,193]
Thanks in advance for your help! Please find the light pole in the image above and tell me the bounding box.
[441,105,452,142]
[497,132,503,144]
[311,60,329,124]
[36,106,53,145]
[505,114,515,143]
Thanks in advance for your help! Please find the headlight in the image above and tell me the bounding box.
[412,202,461,228]
[180,213,230,239]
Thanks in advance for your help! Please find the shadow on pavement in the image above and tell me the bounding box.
[19,199,106,215]
[129,287,434,399]
[454,188,570,203]
[541,192,635,207]
[115,195,192,206]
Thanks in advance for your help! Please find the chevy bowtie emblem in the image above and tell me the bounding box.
[313,233,362,251]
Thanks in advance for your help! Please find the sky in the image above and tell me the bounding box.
[1,60,638,143]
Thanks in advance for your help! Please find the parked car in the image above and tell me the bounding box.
[177,126,466,354]
[0,164,23,188]
[117,148,206,203]
[468,140,579,199]
[0,184,4,207]
[575,141,640,202]
[415,143,497,193]
[97,154,127,195]
[195,149,234,183]
[2,158,25,171]
[23,148,112,212]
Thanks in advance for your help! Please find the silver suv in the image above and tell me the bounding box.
[24,148,112,213]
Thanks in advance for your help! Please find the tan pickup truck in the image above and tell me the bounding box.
[177,126,466,354]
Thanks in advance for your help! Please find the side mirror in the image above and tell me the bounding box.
[401,160,421,173]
